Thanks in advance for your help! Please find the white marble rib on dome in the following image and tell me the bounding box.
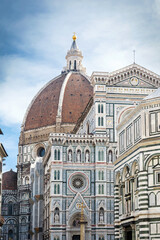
[144,87,160,100]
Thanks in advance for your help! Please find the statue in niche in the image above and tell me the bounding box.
[85,150,90,162]
[99,207,104,223]
[77,150,81,162]
[99,212,104,223]
[54,207,60,223]
[68,150,72,162]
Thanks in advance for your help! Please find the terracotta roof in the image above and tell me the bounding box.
[62,73,93,123]
[24,72,93,131]
[2,170,17,190]
[24,74,66,131]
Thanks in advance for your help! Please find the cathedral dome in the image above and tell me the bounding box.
[2,170,17,190]
[23,72,93,131]
[20,35,93,144]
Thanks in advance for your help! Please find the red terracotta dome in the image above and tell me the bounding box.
[23,72,93,131]
[2,170,17,190]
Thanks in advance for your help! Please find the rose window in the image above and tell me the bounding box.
[69,173,89,192]
[72,177,84,189]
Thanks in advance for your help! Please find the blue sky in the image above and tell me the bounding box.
[0,0,160,172]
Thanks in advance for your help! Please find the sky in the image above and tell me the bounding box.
[0,0,160,172]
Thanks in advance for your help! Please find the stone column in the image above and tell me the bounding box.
[138,170,149,239]
[130,177,134,212]
[78,203,87,240]
[114,184,120,239]
[122,227,126,240]
[131,224,135,240]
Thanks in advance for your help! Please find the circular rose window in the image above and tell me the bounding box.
[72,177,84,189]
[68,173,89,193]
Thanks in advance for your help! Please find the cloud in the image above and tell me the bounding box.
[153,0,160,17]
[0,55,60,125]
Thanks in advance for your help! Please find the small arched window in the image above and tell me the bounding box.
[98,151,101,161]
[149,192,156,206]
[69,61,71,69]
[157,192,160,205]
[98,117,101,126]
[58,150,60,160]
[98,171,101,180]
[101,104,103,113]
[57,184,60,194]
[102,171,104,180]
[108,150,113,162]
[54,170,56,180]
[98,104,100,113]
[102,185,104,194]
[8,201,13,215]
[74,60,76,70]
[54,185,57,194]
[101,151,104,161]
[101,117,104,126]
[54,150,57,160]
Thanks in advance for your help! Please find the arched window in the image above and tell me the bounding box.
[74,60,76,70]
[149,192,156,206]
[98,185,104,194]
[57,184,60,194]
[99,207,104,223]
[54,170,56,180]
[54,185,57,194]
[157,192,160,205]
[98,185,101,194]
[98,171,101,180]
[54,170,60,180]
[8,201,13,215]
[98,150,104,161]
[101,151,104,161]
[102,171,104,180]
[98,117,101,126]
[58,150,60,160]
[102,185,104,194]
[101,104,103,113]
[57,170,60,180]
[98,151,101,161]
[98,104,103,113]
[69,61,71,69]
[54,150,57,160]
[101,117,104,126]
[98,104,100,113]
[54,149,60,160]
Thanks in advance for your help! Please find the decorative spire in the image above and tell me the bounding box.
[72,32,77,41]
[63,34,86,73]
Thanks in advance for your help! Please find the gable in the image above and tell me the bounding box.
[108,64,160,89]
